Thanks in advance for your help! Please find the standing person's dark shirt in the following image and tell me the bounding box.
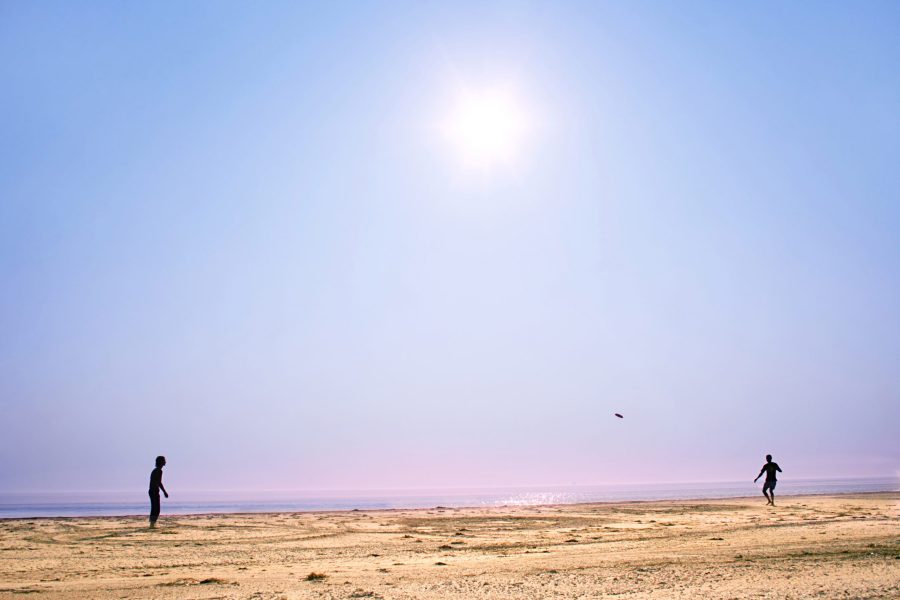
[761,462,781,482]
[149,467,163,494]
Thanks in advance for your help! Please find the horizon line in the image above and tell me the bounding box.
[3,475,898,496]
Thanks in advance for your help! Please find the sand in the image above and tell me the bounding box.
[1,492,897,599]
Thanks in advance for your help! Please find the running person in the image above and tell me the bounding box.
[753,454,782,506]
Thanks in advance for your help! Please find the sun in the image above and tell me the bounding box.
[441,87,531,169]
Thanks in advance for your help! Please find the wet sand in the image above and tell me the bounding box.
[1,492,897,599]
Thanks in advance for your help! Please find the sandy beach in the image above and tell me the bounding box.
[1,492,897,599]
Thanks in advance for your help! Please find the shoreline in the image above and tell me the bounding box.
[1,488,895,522]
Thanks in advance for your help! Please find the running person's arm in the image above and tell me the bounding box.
[776,464,782,473]
[754,466,765,482]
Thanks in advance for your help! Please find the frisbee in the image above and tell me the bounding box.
[614,413,623,419]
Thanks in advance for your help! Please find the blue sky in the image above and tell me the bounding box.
[1,1,898,492]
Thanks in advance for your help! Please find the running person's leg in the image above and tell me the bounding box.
[762,481,775,505]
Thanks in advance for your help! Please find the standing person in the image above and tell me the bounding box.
[149,456,169,527]
[753,454,782,506]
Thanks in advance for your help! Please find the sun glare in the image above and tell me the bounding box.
[441,87,531,169]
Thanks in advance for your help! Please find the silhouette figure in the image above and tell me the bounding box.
[149,455,169,527]
[753,454,782,506]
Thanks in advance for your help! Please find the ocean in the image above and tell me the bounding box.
[1,477,895,519]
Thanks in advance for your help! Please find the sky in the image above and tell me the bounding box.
[1,1,898,493]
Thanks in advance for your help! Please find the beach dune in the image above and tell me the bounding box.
[1,493,897,599]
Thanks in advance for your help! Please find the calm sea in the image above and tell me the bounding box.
[1,478,896,519]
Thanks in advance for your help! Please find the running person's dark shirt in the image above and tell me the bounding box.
[761,462,781,482]
[149,467,163,494]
